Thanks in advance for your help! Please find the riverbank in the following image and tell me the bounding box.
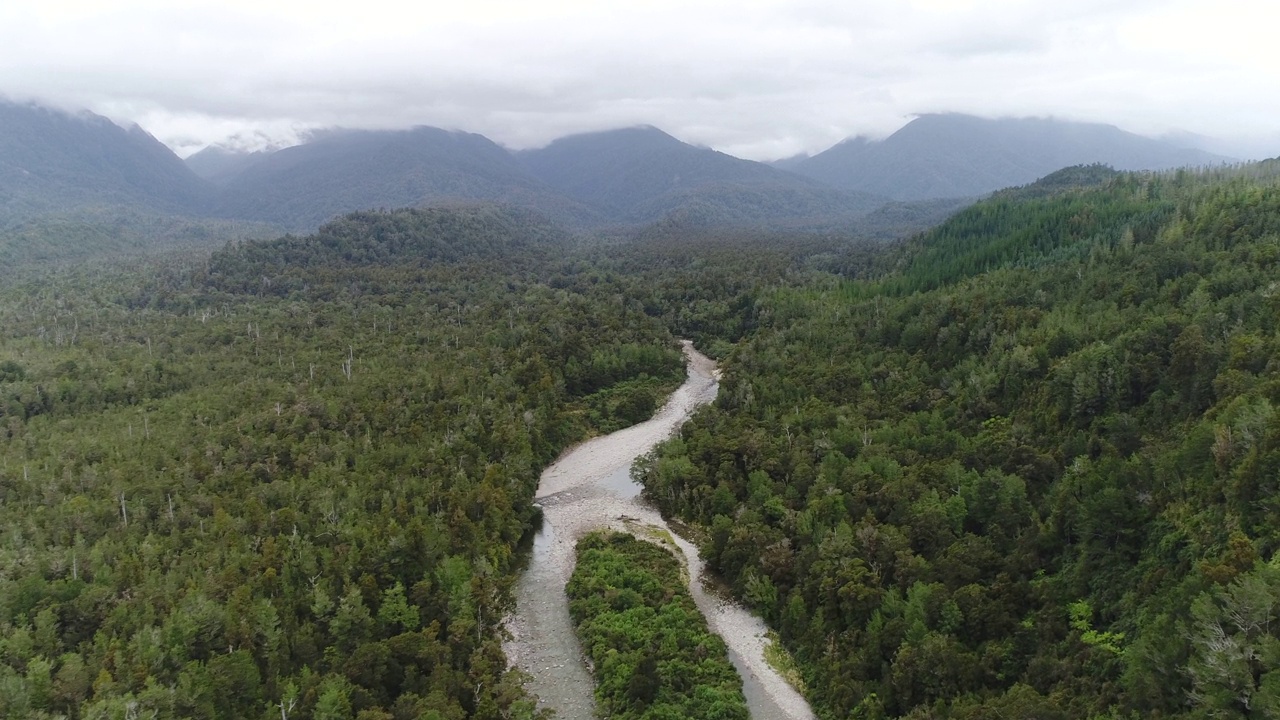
[504,341,815,720]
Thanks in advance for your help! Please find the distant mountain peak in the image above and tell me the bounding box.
[791,113,1229,201]
[0,100,210,225]
[520,124,885,225]
[209,124,601,231]
[765,152,810,171]
[834,134,874,148]
[126,122,162,140]
[531,125,683,153]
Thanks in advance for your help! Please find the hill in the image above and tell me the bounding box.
[518,126,886,226]
[792,113,1229,201]
[640,158,1280,718]
[211,126,602,231]
[0,208,277,269]
[0,205,687,718]
[0,101,211,226]
[203,204,571,296]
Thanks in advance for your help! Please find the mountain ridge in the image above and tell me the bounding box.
[517,125,886,226]
[0,100,212,226]
[208,125,605,231]
[3,101,1242,259]
[791,113,1230,201]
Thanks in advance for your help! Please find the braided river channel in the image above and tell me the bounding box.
[504,342,816,720]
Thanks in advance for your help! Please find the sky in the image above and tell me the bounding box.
[1,0,1278,160]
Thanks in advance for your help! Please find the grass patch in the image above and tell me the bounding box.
[763,631,808,695]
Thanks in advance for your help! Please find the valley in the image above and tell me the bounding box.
[0,98,1278,719]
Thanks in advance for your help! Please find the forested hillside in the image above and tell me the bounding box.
[0,102,286,268]
[640,160,1280,718]
[0,207,687,719]
[0,209,278,269]
[0,102,211,226]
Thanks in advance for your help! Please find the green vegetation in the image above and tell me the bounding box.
[566,531,748,720]
[6,148,1280,720]
[0,101,210,227]
[0,207,684,719]
[762,631,807,695]
[0,208,278,269]
[640,160,1280,718]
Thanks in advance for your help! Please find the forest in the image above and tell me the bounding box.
[566,531,747,720]
[0,207,688,719]
[0,158,1278,719]
[640,160,1280,718]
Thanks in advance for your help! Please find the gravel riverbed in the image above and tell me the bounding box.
[504,342,816,720]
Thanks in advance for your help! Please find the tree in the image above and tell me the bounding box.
[1186,558,1280,717]
[377,582,419,633]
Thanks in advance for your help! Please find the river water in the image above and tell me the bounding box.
[504,341,816,720]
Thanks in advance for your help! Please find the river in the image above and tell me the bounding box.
[504,341,816,720]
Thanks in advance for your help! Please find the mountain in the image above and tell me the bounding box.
[184,145,273,185]
[0,101,211,226]
[1161,129,1280,161]
[792,113,1230,201]
[765,153,810,171]
[518,126,886,226]
[212,126,602,231]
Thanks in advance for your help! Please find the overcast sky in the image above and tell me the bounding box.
[1,0,1277,160]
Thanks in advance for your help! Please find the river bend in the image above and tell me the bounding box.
[504,342,816,720]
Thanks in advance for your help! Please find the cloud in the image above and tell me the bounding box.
[2,0,1278,160]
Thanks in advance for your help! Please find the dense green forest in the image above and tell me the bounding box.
[0,207,686,719]
[640,161,1280,718]
[4,155,1280,719]
[0,208,278,269]
[566,531,748,720]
